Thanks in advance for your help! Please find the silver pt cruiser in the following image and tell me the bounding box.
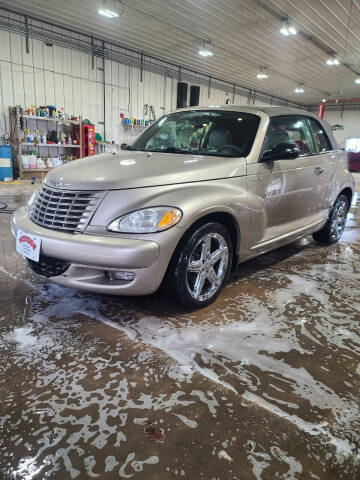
[12,106,354,308]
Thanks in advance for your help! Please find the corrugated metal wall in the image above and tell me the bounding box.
[0,28,284,145]
[323,108,360,147]
[0,28,179,144]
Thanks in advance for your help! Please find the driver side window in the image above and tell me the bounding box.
[265,115,315,155]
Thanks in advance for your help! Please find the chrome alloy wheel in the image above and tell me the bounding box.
[186,232,229,302]
[330,199,347,241]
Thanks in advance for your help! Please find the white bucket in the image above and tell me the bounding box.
[21,155,29,169]
[29,155,37,169]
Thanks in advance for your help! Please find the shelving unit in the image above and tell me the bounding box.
[21,143,80,148]
[123,124,147,131]
[22,115,81,125]
[19,114,83,179]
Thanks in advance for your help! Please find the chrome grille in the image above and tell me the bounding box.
[30,185,105,233]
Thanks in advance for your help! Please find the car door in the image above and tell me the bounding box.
[306,116,337,216]
[247,114,326,249]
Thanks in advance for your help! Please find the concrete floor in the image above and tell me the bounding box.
[0,179,359,479]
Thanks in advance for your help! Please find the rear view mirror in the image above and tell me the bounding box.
[262,143,300,161]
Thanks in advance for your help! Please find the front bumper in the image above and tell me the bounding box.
[11,207,176,295]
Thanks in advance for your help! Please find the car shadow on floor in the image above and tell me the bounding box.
[95,235,317,317]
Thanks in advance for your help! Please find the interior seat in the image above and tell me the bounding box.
[206,128,232,151]
[267,128,292,149]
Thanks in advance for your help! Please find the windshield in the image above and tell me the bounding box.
[131,110,260,157]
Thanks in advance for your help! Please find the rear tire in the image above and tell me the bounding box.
[169,222,233,309]
[312,194,349,245]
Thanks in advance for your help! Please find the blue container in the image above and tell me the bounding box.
[0,145,12,181]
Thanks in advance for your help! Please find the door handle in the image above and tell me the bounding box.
[314,167,324,175]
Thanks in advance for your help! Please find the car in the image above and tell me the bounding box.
[11,106,354,308]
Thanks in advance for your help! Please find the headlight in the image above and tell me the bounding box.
[107,207,182,233]
[26,189,38,215]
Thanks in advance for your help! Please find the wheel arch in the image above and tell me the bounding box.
[339,187,353,207]
[169,211,240,273]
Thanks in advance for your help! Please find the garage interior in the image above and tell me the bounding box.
[0,1,360,479]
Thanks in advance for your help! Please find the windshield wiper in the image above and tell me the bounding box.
[145,147,191,154]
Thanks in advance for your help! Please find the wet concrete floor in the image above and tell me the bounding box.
[0,189,359,479]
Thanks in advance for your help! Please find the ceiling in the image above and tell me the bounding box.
[0,0,360,105]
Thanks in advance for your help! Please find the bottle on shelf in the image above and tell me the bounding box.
[36,129,41,143]
[25,129,31,143]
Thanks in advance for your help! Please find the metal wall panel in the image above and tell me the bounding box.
[0,28,311,146]
[323,109,360,147]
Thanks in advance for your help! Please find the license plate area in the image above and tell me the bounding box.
[16,230,41,262]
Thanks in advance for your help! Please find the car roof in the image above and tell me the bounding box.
[175,105,317,118]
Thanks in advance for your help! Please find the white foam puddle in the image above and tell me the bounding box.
[1,244,360,477]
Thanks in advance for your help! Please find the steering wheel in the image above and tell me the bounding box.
[217,145,243,155]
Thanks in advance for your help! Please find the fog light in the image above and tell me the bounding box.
[106,271,135,281]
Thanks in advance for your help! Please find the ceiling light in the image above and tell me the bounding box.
[199,40,214,57]
[198,49,212,57]
[294,86,304,94]
[322,98,327,102]
[326,54,340,66]
[98,0,123,18]
[280,20,297,36]
[256,67,268,79]
[98,8,119,17]
[355,77,360,84]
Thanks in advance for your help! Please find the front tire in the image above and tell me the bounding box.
[170,222,233,309]
[313,194,349,245]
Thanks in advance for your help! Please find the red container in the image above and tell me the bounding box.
[348,152,360,172]
[82,124,95,157]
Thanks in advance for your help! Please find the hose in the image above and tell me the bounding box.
[0,200,15,214]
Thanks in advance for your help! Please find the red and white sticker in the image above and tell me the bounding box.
[16,231,41,262]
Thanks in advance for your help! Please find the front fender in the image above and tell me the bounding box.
[89,178,254,257]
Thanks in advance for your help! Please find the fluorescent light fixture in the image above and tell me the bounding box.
[322,98,327,102]
[199,49,213,57]
[326,54,340,66]
[98,8,119,17]
[280,25,289,36]
[294,86,304,93]
[280,20,297,36]
[256,67,268,79]
[199,40,214,57]
[355,77,360,84]
[98,0,123,18]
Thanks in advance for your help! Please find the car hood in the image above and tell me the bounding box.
[44,151,247,190]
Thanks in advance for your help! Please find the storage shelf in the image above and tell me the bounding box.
[22,115,81,125]
[21,143,80,148]
[22,168,52,172]
[123,124,148,129]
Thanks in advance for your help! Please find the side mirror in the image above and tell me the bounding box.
[262,143,300,161]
